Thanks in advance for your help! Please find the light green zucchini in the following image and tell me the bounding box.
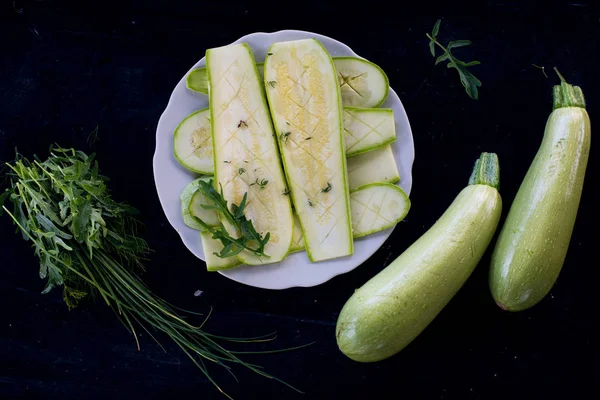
[347,144,400,190]
[173,106,396,173]
[187,57,389,108]
[344,107,396,157]
[201,231,243,271]
[336,153,502,362]
[264,38,353,262]
[180,177,208,231]
[206,43,294,265]
[173,108,214,174]
[489,73,591,311]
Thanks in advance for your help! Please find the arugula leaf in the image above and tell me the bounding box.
[426,19,482,99]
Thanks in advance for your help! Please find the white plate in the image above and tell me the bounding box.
[153,29,414,290]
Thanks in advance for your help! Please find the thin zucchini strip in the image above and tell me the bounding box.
[201,231,243,271]
[344,107,396,157]
[264,38,353,262]
[206,43,293,265]
[347,144,400,190]
[173,108,214,174]
[188,57,390,108]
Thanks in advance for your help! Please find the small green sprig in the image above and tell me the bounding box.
[426,19,482,100]
[193,179,270,259]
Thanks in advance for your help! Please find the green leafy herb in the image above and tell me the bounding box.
[193,179,270,258]
[308,199,314,207]
[0,145,304,399]
[305,137,312,141]
[250,178,268,189]
[238,168,246,175]
[267,81,277,88]
[223,160,231,164]
[321,182,332,193]
[280,131,291,143]
[426,19,482,100]
[237,120,248,128]
[282,188,290,196]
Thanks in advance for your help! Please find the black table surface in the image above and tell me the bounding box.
[1,1,598,399]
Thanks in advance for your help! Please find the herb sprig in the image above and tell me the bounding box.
[426,19,482,100]
[193,179,270,259]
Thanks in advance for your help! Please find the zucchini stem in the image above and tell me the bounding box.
[552,68,586,109]
[468,152,500,190]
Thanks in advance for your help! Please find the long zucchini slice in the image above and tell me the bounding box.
[201,231,243,271]
[206,43,293,265]
[173,106,395,172]
[173,108,214,174]
[264,39,353,262]
[188,57,390,108]
[347,144,400,190]
[344,107,396,157]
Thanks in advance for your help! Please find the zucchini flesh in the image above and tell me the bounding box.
[489,79,591,311]
[264,38,353,262]
[201,231,243,271]
[336,153,502,362]
[334,57,389,108]
[173,108,214,174]
[350,183,410,238]
[347,144,400,190]
[180,177,209,231]
[289,213,305,253]
[206,43,293,265]
[344,107,396,157]
[188,57,390,109]
[188,182,219,227]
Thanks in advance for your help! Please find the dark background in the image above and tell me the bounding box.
[1,1,598,399]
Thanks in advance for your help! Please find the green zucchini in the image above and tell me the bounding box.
[201,231,243,271]
[347,144,400,190]
[336,153,502,362]
[173,106,396,173]
[344,107,396,157]
[264,38,353,262]
[180,177,209,231]
[173,108,214,174]
[489,73,591,311]
[187,57,389,108]
[206,43,294,265]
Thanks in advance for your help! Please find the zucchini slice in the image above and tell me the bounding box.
[180,177,219,231]
[201,231,243,271]
[264,38,353,262]
[350,183,410,238]
[347,144,400,190]
[180,177,207,231]
[334,57,389,108]
[173,108,214,174]
[344,107,396,157]
[206,43,294,265]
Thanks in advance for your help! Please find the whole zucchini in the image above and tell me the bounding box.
[489,72,591,311]
[336,153,502,362]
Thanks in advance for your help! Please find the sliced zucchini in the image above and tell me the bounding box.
[187,57,390,109]
[206,43,294,265]
[180,177,207,231]
[201,231,243,271]
[264,38,353,262]
[350,183,410,238]
[344,107,396,157]
[173,108,214,174]
[347,144,400,191]
[188,182,219,228]
[334,57,389,108]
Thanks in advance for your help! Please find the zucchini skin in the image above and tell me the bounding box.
[490,106,591,311]
[336,154,502,362]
